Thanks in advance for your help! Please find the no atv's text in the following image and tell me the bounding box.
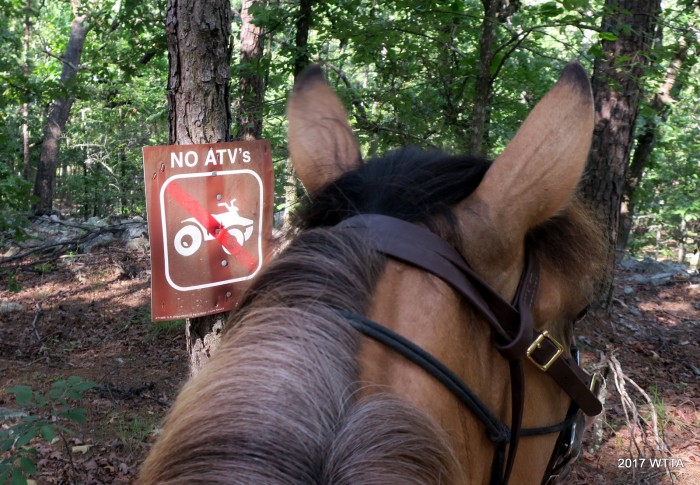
[170,147,251,169]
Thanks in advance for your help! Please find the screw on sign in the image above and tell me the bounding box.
[142,141,273,321]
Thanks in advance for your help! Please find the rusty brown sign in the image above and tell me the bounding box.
[142,141,273,321]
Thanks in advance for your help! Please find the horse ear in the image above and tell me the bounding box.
[460,62,594,257]
[287,65,362,193]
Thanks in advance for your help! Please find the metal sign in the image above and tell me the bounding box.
[143,141,273,321]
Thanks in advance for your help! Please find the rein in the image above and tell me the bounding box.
[337,214,601,485]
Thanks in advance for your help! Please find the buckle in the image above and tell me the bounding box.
[527,331,564,371]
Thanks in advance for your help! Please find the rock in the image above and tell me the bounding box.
[0,301,23,313]
[621,255,688,275]
[629,273,652,285]
[685,363,700,376]
[125,236,149,253]
[621,255,690,286]
[623,286,634,295]
[0,407,29,420]
[122,223,148,242]
[86,216,107,227]
[649,273,674,286]
[621,256,666,273]
[82,233,116,252]
[629,306,642,317]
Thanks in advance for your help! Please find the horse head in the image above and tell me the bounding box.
[139,62,605,485]
[286,62,604,484]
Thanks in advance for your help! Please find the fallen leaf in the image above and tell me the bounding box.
[72,444,92,454]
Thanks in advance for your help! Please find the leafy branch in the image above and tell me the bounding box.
[0,376,96,485]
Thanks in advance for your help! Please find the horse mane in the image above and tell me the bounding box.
[138,147,604,484]
[138,226,458,483]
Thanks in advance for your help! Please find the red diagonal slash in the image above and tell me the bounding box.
[165,181,258,272]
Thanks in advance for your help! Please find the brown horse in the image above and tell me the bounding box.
[138,62,606,484]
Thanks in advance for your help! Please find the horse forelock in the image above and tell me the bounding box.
[292,146,490,246]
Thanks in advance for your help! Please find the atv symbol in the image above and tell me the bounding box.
[173,199,254,257]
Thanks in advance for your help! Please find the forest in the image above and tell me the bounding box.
[0,0,698,262]
[1,0,699,483]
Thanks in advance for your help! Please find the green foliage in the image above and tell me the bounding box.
[0,164,32,240]
[3,271,22,292]
[629,34,700,258]
[114,414,158,453]
[0,0,167,220]
[148,319,186,340]
[0,0,696,258]
[32,262,52,273]
[0,376,96,485]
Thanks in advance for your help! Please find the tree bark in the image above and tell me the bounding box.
[166,0,232,376]
[167,0,231,145]
[32,2,87,215]
[581,0,661,306]
[21,0,32,182]
[469,0,519,156]
[282,0,314,231]
[235,0,266,141]
[617,35,691,251]
[293,0,313,79]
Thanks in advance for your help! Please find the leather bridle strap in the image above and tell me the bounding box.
[340,310,522,484]
[341,214,526,351]
[337,214,601,417]
[339,310,511,440]
[336,213,602,483]
[336,214,530,484]
[340,310,584,483]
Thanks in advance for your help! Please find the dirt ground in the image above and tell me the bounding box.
[1,237,698,484]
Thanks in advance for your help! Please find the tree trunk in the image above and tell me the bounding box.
[618,35,691,251]
[581,0,661,306]
[21,0,32,182]
[166,0,232,375]
[283,0,314,231]
[293,0,313,78]
[469,0,519,156]
[235,0,266,141]
[167,0,231,145]
[32,2,87,215]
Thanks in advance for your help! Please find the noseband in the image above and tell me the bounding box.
[337,214,601,485]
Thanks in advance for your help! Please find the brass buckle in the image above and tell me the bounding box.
[527,331,564,371]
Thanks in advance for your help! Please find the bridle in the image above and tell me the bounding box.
[336,214,602,485]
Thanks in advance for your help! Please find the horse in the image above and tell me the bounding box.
[138,62,606,485]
